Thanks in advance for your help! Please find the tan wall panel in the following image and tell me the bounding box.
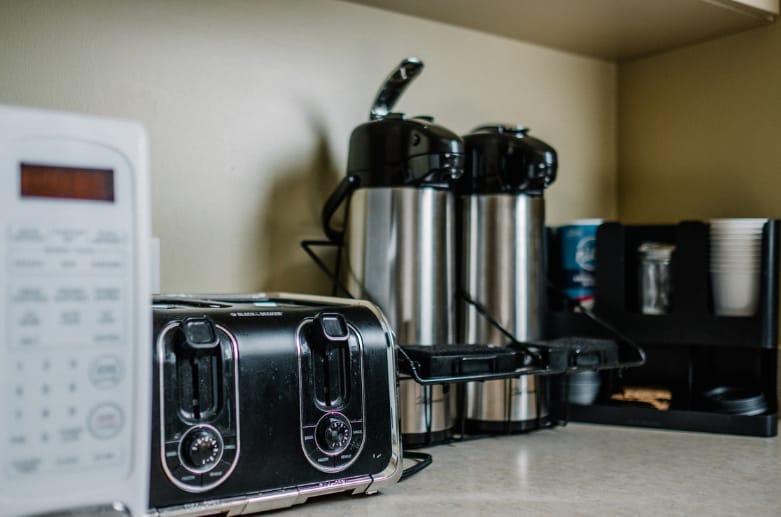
[619,20,781,223]
[0,0,616,293]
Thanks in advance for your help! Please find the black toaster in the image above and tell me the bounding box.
[147,293,401,516]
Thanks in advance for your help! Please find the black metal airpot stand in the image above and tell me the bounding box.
[394,289,646,440]
[300,238,647,439]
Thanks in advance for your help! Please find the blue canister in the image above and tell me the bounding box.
[558,219,602,308]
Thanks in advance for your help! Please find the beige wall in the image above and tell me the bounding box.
[618,18,781,223]
[0,0,616,293]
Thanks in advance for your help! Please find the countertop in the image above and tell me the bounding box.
[272,423,781,516]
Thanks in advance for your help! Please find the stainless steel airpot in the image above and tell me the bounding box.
[457,124,558,433]
[322,57,464,446]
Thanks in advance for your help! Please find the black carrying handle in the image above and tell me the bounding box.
[321,174,361,245]
[370,57,424,120]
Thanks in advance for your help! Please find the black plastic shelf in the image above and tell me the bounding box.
[562,403,777,437]
[549,220,780,349]
[547,219,780,437]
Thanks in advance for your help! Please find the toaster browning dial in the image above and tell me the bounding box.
[180,425,224,473]
[316,412,352,454]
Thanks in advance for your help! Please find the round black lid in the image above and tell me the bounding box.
[346,113,464,188]
[459,124,557,195]
[702,386,768,415]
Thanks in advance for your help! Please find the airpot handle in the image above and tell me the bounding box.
[321,174,361,245]
[369,57,424,120]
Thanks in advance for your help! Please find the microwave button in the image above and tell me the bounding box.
[87,402,124,439]
[9,457,43,476]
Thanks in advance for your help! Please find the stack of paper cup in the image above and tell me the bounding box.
[709,218,767,316]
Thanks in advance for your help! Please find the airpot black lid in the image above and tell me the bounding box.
[346,113,464,188]
[459,124,557,195]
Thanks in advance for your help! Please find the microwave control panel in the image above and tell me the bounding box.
[0,105,151,517]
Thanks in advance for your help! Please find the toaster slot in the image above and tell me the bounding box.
[177,354,221,420]
[298,313,366,473]
[311,314,351,408]
[157,317,239,493]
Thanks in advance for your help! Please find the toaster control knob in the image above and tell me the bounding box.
[180,426,223,472]
[316,413,352,454]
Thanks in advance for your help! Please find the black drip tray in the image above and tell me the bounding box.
[399,344,520,379]
[521,337,620,371]
[398,337,627,385]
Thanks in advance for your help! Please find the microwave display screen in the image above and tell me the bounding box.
[20,162,115,202]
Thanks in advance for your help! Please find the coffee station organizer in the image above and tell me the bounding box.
[547,220,780,437]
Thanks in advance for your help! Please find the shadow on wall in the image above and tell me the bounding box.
[257,115,343,295]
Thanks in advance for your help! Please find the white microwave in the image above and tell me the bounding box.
[0,104,151,517]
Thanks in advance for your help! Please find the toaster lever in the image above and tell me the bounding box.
[181,317,220,352]
[310,313,350,408]
[314,313,350,343]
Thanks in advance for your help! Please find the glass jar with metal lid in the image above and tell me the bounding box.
[638,242,676,315]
